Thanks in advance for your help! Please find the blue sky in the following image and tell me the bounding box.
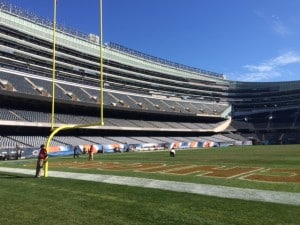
[4,0,300,82]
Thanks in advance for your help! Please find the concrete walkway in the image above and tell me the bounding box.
[1,167,299,206]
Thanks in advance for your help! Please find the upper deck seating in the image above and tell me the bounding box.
[1,70,229,117]
[0,72,37,95]
[57,83,93,102]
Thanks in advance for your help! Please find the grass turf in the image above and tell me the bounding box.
[3,144,299,192]
[0,145,299,224]
[0,172,299,225]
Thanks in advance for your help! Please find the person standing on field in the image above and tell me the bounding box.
[73,146,79,158]
[88,144,95,161]
[170,149,176,157]
[35,144,48,177]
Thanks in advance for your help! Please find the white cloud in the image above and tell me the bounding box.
[254,11,292,37]
[271,52,300,66]
[271,15,291,37]
[238,71,281,82]
[236,52,300,82]
[244,64,273,72]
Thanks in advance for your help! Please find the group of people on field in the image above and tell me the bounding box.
[35,144,97,177]
[80,145,96,160]
[36,144,176,177]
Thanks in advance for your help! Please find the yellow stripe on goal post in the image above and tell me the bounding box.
[44,0,104,177]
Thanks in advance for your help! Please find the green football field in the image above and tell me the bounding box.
[1,145,299,225]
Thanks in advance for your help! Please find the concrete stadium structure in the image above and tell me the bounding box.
[0,2,299,155]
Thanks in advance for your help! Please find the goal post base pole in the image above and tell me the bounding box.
[44,123,104,177]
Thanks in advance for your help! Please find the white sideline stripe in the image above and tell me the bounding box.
[1,167,300,206]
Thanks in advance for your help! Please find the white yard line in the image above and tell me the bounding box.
[1,167,300,206]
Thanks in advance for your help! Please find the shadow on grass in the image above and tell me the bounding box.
[0,172,33,179]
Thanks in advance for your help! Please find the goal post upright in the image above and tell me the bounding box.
[99,0,104,126]
[44,0,104,177]
[51,0,57,131]
[44,0,57,177]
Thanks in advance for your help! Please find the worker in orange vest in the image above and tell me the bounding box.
[88,144,95,161]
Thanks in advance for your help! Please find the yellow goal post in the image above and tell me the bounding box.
[44,0,104,177]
